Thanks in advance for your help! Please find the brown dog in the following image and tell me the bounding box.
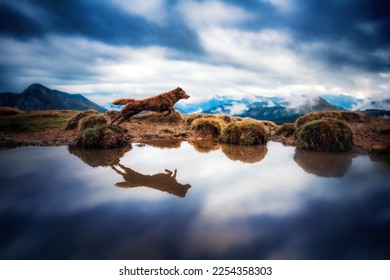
[110,87,190,125]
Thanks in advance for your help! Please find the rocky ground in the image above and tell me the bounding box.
[0,109,389,155]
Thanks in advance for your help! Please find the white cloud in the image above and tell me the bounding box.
[1,32,390,106]
[199,27,304,75]
[178,0,253,28]
[226,102,248,115]
[112,0,167,24]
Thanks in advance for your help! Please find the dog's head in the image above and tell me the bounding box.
[174,87,190,100]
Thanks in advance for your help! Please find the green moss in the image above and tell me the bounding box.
[295,118,353,152]
[0,111,75,132]
[79,114,107,131]
[76,125,128,149]
[220,119,268,146]
[191,117,225,139]
[186,113,235,126]
[131,110,182,124]
[296,111,363,127]
[65,110,98,130]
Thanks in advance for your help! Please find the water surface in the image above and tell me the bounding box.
[0,141,389,259]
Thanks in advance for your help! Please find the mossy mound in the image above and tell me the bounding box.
[221,119,268,146]
[259,120,278,136]
[76,125,129,149]
[186,113,235,126]
[296,111,363,127]
[295,118,353,152]
[191,117,225,139]
[131,110,183,124]
[79,114,107,130]
[0,107,24,116]
[65,110,98,130]
[275,123,296,137]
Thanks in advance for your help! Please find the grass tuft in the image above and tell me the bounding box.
[220,119,268,146]
[275,123,296,137]
[76,125,129,149]
[296,111,364,127]
[79,114,107,131]
[295,118,353,152]
[65,110,98,130]
[0,110,76,132]
[191,117,225,139]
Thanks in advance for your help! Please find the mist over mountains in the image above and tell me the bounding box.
[1,83,388,124]
[175,94,390,124]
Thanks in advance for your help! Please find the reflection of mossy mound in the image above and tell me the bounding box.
[190,139,221,153]
[68,145,132,167]
[221,119,268,146]
[79,114,107,130]
[65,110,98,130]
[140,139,182,149]
[191,117,225,139]
[294,149,354,177]
[76,125,129,149]
[296,118,353,152]
[221,144,268,163]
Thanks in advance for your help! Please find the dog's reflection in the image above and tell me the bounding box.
[111,164,191,197]
[68,145,191,197]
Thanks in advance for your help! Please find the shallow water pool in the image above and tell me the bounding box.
[0,141,389,259]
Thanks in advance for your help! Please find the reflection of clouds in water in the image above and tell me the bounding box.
[2,143,389,259]
[186,219,257,256]
[185,142,313,254]
[197,142,309,218]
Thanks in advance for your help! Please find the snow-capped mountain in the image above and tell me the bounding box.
[103,92,389,123]
[175,95,342,124]
[174,93,390,123]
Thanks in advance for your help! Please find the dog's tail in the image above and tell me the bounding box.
[112,98,135,105]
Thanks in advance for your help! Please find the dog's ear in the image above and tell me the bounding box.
[176,87,182,91]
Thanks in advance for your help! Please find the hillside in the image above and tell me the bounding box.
[0,84,106,112]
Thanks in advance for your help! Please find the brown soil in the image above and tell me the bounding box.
[1,110,389,154]
[0,129,78,149]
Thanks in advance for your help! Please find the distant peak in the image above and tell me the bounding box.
[27,83,47,90]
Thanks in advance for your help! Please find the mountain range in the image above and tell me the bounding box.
[0,84,106,112]
[175,94,390,124]
[1,84,388,124]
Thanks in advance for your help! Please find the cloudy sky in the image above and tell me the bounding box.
[0,0,389,105]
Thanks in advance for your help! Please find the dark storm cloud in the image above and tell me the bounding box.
[0,0,201,52]
[288,0,390,71]
[1,0,389,99]
[221,0,390,72]
[0,4,44,38]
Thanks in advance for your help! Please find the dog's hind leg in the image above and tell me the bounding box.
[116,111,139,126]
[110,113,122,125]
